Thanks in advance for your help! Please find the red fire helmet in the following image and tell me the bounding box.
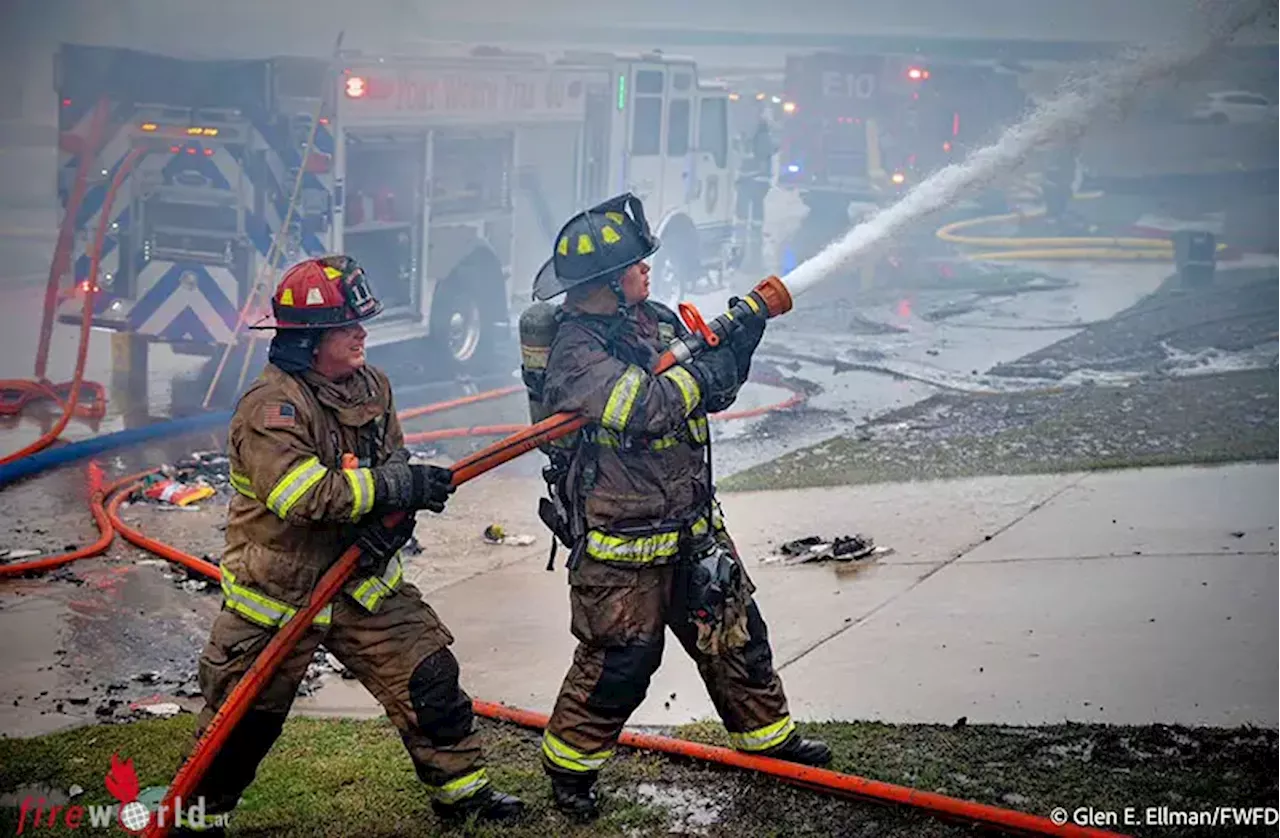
[249,254,383,330]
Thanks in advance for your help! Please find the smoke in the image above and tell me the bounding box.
[781,0,1271,298]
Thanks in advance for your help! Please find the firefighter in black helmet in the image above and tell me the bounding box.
[530,193,831,822]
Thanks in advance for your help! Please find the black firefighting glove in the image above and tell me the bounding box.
[372,462,455,513]
[727,300,767,383]
[686,345,741,414]
[354,511,417,573]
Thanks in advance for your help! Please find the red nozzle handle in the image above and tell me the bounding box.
[678,302,720,347]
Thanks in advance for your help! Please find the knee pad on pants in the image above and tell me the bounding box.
[587,638,663,714]
[409,647,474,746]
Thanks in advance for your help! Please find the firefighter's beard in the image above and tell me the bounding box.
[313,325,368,380]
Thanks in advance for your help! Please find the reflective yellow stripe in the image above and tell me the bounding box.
[661,365,701,415]
[729,715,796,752]
[687,415,709,445]
[349,554,404,612]
[586,529,681,563]
[586,509,725,565]
[229,470,256,500]
[265,456,328,519]
[689,506,725,537]
[601,365,645,432]
[542,732,614,773]
[426,768,490,804]
[219,566,332,628]
[594,416,706,452]
[343,467,375,521]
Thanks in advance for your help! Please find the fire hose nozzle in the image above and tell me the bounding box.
[751,275,793,319]
[664,275,795,368]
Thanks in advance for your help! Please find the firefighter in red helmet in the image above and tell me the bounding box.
[175,255,524,836]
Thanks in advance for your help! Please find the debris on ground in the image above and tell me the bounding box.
[169,450,233,490]
[132,701,183,718]
[139,473,217,507]
[766,534,888,565]
[482,524,536,547]
[298,647,353,696]
[0,548,42,562]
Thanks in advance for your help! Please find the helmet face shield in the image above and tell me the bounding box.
[531,192,661,301]
[320,255,380,322]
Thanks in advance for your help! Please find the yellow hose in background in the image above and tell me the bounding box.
[936,191,1226,262]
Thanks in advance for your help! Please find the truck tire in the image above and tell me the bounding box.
[427,250,513,378]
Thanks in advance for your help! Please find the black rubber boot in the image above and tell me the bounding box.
[760,733,833,767]
[431,786,526,823]
[550,771,600,822]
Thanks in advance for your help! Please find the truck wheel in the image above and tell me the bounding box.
[428,252,512,378]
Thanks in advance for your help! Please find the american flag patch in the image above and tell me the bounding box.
[263,402,296,428]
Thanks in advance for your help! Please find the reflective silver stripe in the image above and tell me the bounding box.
[229,470,256,500]
[661,365,701,415]
[601,365,645,432]
[265,456,328,519]
[426,768,490,804]
[350,554,404,612]
[344,467,375,521]
[219,566,332,628]
[542,731,614,773]
[729,715,796,752]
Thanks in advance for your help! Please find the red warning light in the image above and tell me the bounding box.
[906,67,930,81]
[345,76,367,98]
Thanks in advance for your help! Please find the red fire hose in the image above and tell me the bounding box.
[1,201,1116,837]
[0,464,146,578]
[0,146,142,465]
[1,97,112,427]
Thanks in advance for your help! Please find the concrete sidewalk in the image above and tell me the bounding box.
[297,462,1279,729]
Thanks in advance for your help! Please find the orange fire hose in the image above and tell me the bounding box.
[1,96,111,423]
[106,477,223,581]
[116,493,1130,838]
[475,701,1130,838]
[0,464,135,578]
[0,147,143,465]
[35,97,109,382]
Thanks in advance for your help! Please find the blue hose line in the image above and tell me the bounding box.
[0,410,232,488]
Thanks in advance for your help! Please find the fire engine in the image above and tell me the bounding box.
[52,43,739,401]
[775,52,1027,219]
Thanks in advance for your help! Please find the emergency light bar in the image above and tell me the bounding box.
[137,123,227,139]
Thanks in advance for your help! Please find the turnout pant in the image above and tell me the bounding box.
[542,533,794,778]
[186,583,488,816]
